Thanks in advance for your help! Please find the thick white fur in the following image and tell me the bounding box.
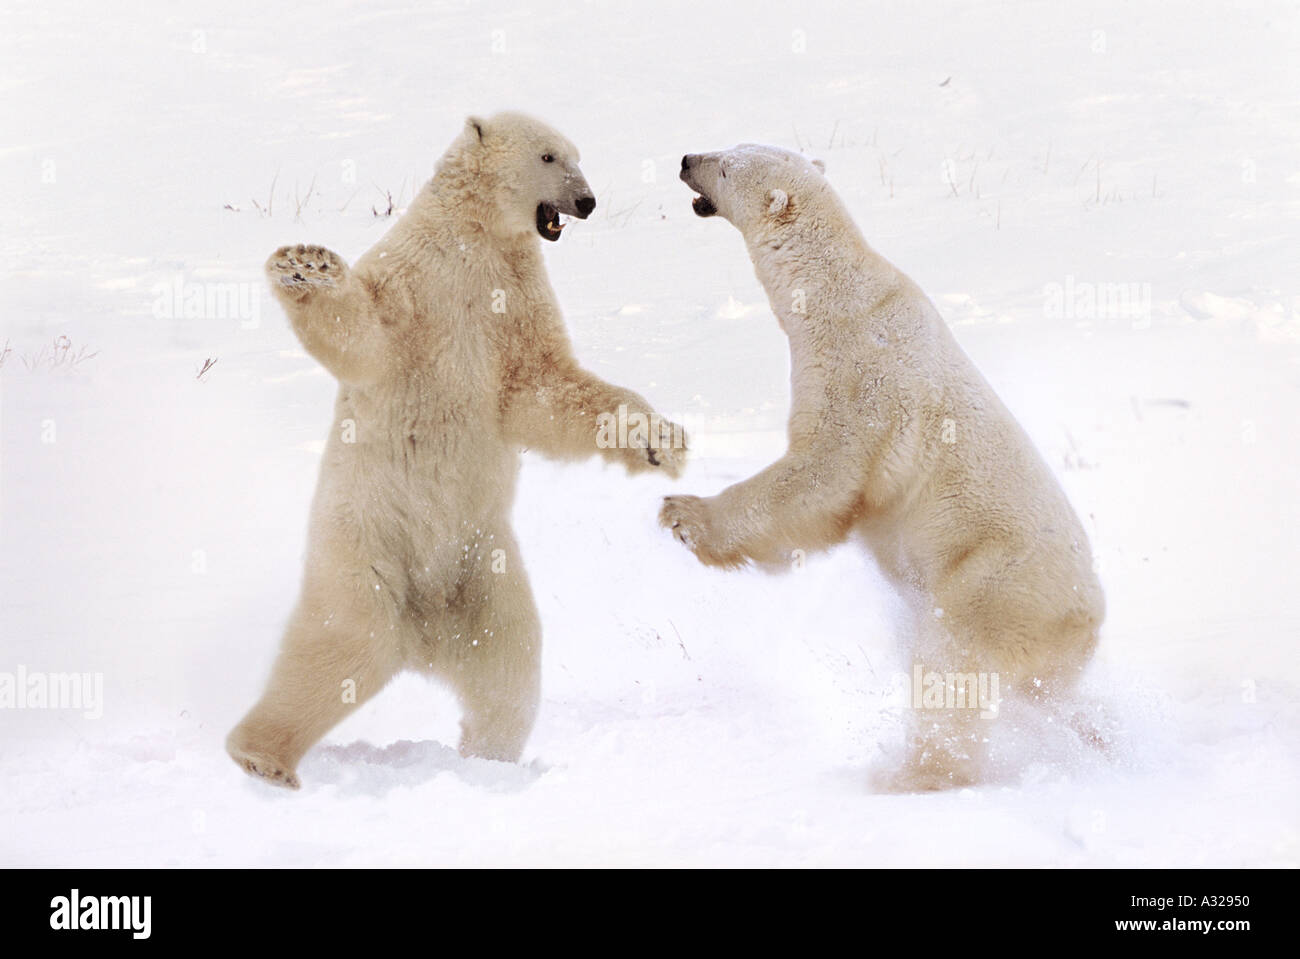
[663,145,1104,790]
[227,113,685,788]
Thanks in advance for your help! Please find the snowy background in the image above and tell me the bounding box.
[2,0,1297,866]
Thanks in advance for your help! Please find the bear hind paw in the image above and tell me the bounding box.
[228,743,301,790]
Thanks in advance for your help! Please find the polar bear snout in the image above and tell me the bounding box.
[680,154,720,217]
[537,189,595,240]
[536,177,595,240]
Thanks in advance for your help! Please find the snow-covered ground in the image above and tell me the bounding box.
[2,0,1297,866]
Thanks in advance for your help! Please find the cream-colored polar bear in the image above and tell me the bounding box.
[227,112,685,788]
[663,145,1104,790]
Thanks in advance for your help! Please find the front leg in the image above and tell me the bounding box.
[266,244,386,384]
[660,447,864,567]
[504,360,687,478]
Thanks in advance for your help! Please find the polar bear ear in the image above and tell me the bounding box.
[465,115,487,143]
[767,189,790,217]
[810,157,826,173]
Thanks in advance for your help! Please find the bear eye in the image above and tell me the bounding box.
[541,153,555,163]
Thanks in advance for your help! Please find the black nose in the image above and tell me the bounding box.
[575,196,596,218]
[681,154,695,170]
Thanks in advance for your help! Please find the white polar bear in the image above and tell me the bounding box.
[227,112,685,789]
[662,144,1104,790]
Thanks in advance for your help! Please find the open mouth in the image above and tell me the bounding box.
[536,202,565,241]
[691,194,717,217]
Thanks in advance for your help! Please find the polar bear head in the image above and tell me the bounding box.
[442,111,596,242]
[680,144,826,238]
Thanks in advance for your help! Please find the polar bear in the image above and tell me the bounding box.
[662,145,1104,790]
[227,112,685,788]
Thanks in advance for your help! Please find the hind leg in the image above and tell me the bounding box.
[881,719,986,793]
[881,607,1101,791]
[872,606,1003,792]
[1033,623,1107,750]
[878,667,994,793]
[227,553,403,788]
[425,543,541,762]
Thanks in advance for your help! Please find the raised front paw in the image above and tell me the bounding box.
[266,244,347,300]
[659,494,742,568]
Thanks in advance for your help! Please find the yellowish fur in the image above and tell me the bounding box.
[227,113,685,788]
[663,145,1103,790]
